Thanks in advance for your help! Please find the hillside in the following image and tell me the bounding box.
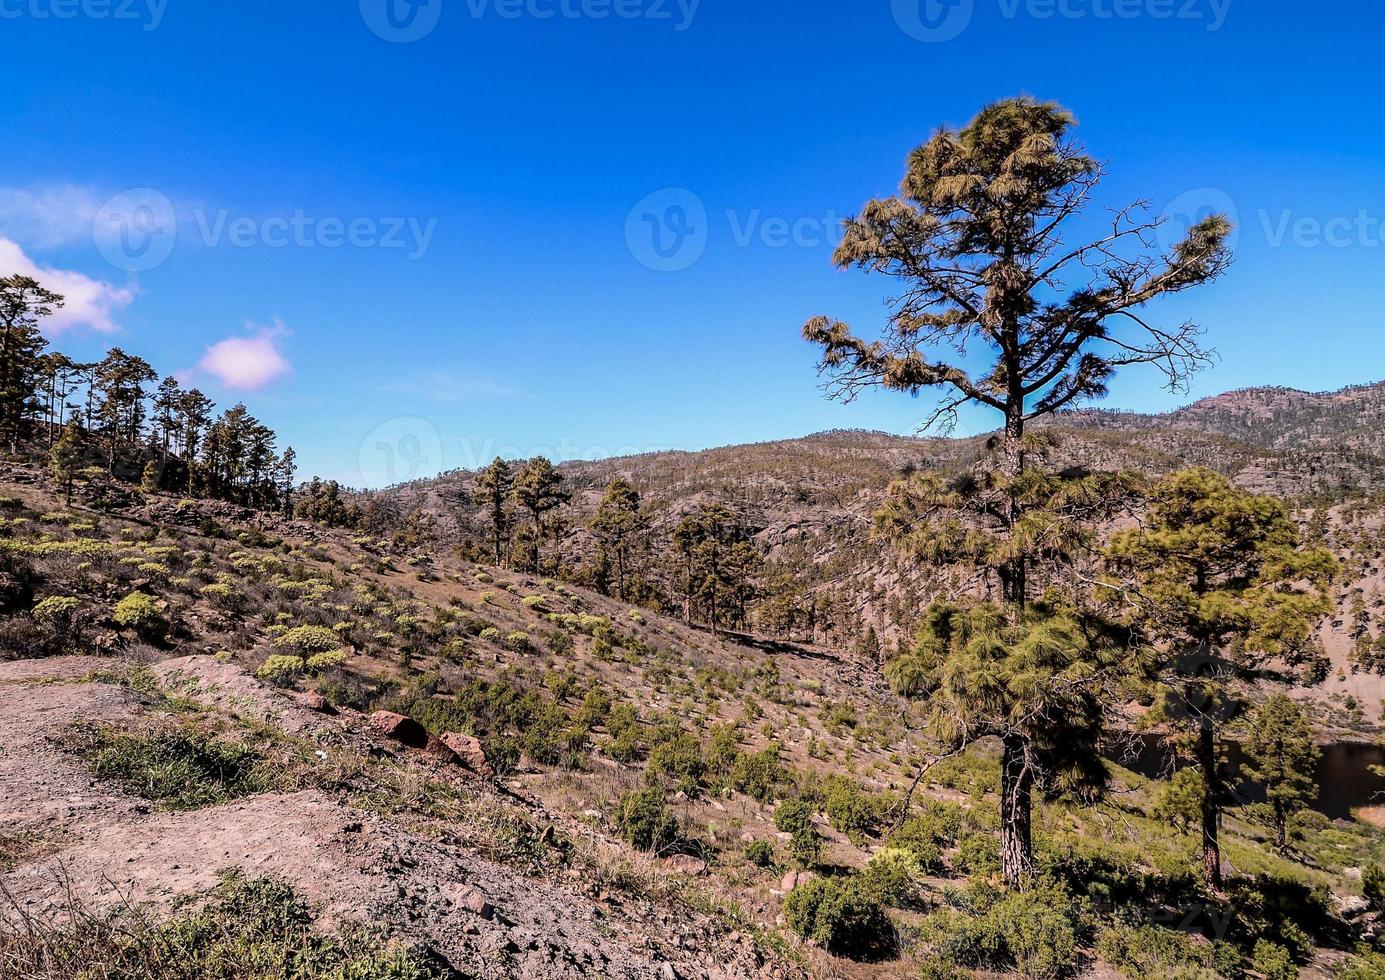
[369,383,1385,713]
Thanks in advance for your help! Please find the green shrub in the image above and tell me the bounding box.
[479,627,502,643]
[1095,923,1218,979]
[62,723,269,810]
[305,649,348,672]
[862,847,928,907]
[256,655,307,685]
[1250,940,1296,980]
[822,776,877,844]
[730,743,782,803]
[1363,862,1385,913]
[276,625,345,655]
[774,799,815,835]
[112,591,162,634]
[744,840,775,867]
[615,788,679,853]
[34,595,82,621]
[921,885,1081,980]
[646,726,705,795]
[783,876,892,960]
[198,582,243,608]
[1341,948,1385,980]
[504,631,531,653]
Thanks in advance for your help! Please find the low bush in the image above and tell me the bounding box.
[744,840,775,867]
[276,625,345,655]
[256,654,307,686]
[919,884,1083,980]
[112,590,163,637]
[615,787,680,853]
[783,876,893,960]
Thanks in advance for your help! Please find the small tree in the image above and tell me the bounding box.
[472,457,514,567]
[511,457,568,573]
[589,477,648,600]
[1243,693,1320,851]
[49,419,84,505]
[1107,469,1335,886]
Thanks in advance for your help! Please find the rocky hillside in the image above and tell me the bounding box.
[2,446,1385,978]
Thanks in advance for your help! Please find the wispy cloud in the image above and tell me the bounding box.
[196,321,292,390]
[0,183,105,250]
[381,371,514,404]
[0,236,135,334]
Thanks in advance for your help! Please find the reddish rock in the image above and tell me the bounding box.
[422,735,459,763]
[294,691,334,714]
[440,732,495,778]
[780,870,813,892]
[369,711,428,749]
[663,854,708,876]
[457,885,493,919]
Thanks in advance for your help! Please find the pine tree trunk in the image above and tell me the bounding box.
[998,397,1034,891]
[1198,712,1223,888]
[1000,733,1034,888]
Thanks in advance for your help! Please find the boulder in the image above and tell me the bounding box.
[422,735,459,763]
[780,870,813,893]
[663,854,708,876]
[441,731,495,778]
[294,690,334,714]
[369,711,428,749]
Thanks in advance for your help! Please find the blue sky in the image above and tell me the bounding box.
[3,0,1383,486]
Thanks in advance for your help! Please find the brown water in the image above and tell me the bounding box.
[1112,734,1385,821]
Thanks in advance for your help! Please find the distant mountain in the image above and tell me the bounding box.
[1057,379,1385,456]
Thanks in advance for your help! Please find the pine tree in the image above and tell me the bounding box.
[1243,693,1320,851]
[512,457,568,573]
[802,96,1233,889]
[0,275,59,451]
[472,457,514,567]
[589,477,648,601]
[152,375,183,463]
[49,419,84,505]
[1107,468,1335,886]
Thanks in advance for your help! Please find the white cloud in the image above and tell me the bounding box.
[197,323,292,390]
[0,183,104,250]
[0,236,135,334]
